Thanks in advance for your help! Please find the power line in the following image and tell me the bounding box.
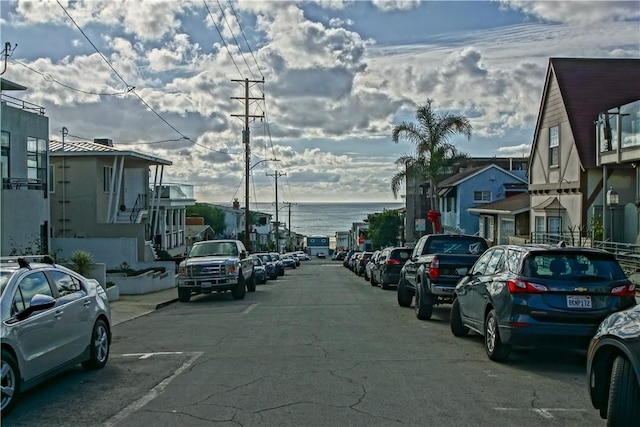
[228,0,264,80]
[216,0,256,80]
[202,0,245,80]
[13,60,129,96]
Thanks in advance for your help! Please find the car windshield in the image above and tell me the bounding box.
[524,253,626,282]
[189,242,238,257]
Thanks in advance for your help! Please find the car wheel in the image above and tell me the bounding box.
[82,319,110,370]
[450,298,469,337]
[415,284,433,320]
[380,278,389,291]
[397,278,412,307]
[484,309,510,362]
[247,273,256,292]
[232,277,246,300]
[178,287,191,302]
[607,355,640,426]
[370,273,377,286]
[1,349,20,415]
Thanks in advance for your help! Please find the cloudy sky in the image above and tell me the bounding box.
[2,1,639,204]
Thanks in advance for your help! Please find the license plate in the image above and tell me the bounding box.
[201,282,212,288]
[567,295,592,308]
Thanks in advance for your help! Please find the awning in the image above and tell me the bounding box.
[532,197,566,211]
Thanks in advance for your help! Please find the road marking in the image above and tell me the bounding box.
[104,351,203,426]
[494,407,588,420]
[120,351,186,360]
[243,303,258,314]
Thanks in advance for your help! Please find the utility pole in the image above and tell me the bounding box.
[283,201,297,251]
[231,78,264,249]
[266,170,286,253]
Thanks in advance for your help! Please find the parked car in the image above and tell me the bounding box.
[398,234,488,320]
[450,244,637,362]
[269,252,285,276]
[348,251,363,272]
[587,303,640,425]
[281,254,297,269]
[371,247,412,290]
[356,252,374,276]
[285,252,301,266]
[295,251,311,261]
[0,256,112,415]
[254,253,278,280]
[343,250,356,268]
[364,251,381,281]
[333,251,347,261]
[252,256,268,284]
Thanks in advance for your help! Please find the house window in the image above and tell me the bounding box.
[27,137,47,183]
[549,126,559,167]
[548,216,561,235]
[1,131,9,180]
[474,191,491,202]
[535,216,544,233]
[103,166,113,192]
[49,164,55,193]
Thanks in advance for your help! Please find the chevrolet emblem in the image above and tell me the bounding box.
[574,287,588,293]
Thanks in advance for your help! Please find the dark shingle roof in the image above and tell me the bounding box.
[467,192,530,215]
[547,58,640,169]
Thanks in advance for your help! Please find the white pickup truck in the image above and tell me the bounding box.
[177,239,255,302]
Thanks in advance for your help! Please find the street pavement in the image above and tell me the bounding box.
[109,276,640,327]
[110,286,178,326]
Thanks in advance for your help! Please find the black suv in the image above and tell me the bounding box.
[371,247,412,289]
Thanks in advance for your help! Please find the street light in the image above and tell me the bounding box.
[606,187,619,241]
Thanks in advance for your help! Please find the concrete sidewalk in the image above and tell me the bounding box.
[109,286,178,326]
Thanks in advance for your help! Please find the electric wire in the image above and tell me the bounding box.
[228,0,264,80]
[55,0,232,156]
[216,0,256,80]
[202,0,245,80]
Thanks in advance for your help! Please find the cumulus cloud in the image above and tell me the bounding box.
[498,0,640,25]
[372,0,421,12]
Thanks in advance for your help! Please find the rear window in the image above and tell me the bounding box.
[390,249,412,261]
[425,238,487,255]
[523,253,626,281]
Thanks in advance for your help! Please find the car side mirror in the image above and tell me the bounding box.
[16,294,56,321]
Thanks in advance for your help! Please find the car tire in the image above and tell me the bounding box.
[1,349,20,416]
[371,273,377,286]
[484,309,510,362]
[82,319,110,370]
[381,278,389,291]
[397,278,412,307]
[232,277,246,300]
[247,273,256,293]
[178,288,191,302]
[450,298,469,337]
[415,284,433,320]
[607,355,640,426]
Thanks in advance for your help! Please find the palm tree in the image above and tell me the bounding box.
[391,99,472,213]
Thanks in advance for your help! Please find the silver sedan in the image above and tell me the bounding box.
[1,256,111,415]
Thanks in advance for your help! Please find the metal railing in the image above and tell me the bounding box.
[2,177,45,190]
[129,193,146,223]
[1,94,46,115]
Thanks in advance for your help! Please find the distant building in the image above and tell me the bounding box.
[306,235,329,256]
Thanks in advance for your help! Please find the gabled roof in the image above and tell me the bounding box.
[438,164,527,189]
[49,140,172,165]
[467,192,530,215]
[531,58,640,170]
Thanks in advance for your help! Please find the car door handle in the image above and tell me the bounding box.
[84,300,92,307]
[54,310,64,319]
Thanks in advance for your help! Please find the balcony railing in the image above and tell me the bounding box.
[2,177,45,190]
[1,94,46,115]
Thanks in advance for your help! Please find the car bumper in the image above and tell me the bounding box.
[499,321,598,348]
[179,277,239,290]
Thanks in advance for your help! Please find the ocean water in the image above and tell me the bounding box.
[251,202,404,237]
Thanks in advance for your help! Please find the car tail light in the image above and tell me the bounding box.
[508,279,549,294]
[429,257,439,279]
[387,259,400,265]
[611,281,636,297]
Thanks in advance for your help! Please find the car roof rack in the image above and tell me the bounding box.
[0,255,56,269]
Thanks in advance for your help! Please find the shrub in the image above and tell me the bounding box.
[70,250,94,276]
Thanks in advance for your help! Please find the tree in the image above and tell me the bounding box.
[391,99,472,211]
[367,210,401,249]
[186,204,226,237]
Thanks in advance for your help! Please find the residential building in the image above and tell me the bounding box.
[152,182,196,256]
[437,164,528,235]
[1,78,50,256]
[467,192,530,245]
[528,58,640,245]
[48,139,172,269]
[335,230,349,251]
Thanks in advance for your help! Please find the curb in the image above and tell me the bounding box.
[155,298,179,310]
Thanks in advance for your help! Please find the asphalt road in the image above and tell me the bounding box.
[4,260,606,427]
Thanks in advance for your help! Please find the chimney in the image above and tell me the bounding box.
[233,198,240,209]
[94,138,113,147]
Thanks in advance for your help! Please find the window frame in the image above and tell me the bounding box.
[473,191,491,202]
[549,125,559,167]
